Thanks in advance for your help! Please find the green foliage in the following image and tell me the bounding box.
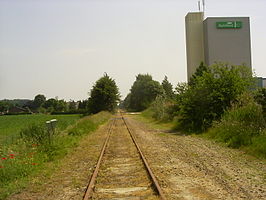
[0,114,80,145]
[189,62,208,86]
[207,93,265,148]
[20,123,55,146]
[125,74,164,111]
[254,88,266,117]
[43,98,68,113]
[148,95,175,121]
[0,112,111,199]
[68,111,111,135]
[248,135,266,158]
[177,63,254,132]
[32,94,46,110]
[87,73,120,114]
[0,101,10,113]
[161,76,174,99]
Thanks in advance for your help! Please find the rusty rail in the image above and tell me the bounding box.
[83,114,166,200]
[121,115,167,200]
[83,118,116,200]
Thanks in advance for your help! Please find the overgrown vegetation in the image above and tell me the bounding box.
[0,112,111,199]
[178,63,254,132]
[124,63,266,158]
[206,93,265,147]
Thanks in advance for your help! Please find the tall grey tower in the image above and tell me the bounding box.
[185,12,205,81]
[185,13,252,81]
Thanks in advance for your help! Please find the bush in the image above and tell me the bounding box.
[207,93,265,148]
[149,95,175,122]
[177,63,254,132]
[20,123,54,146]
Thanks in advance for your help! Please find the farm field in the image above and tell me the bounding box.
[0,114,81,145]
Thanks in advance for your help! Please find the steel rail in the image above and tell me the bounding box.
[83,118,116,200]
[121,115,167,200]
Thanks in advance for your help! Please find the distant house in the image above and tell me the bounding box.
[7,106,32,114]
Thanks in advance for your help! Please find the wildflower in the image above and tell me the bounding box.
[0,166,3,168]
[31,163,38,165]
[9,154,15,159]
[32,144,38,147]
[1,157,7,160]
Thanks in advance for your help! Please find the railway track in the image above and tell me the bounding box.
[83,113,166,200]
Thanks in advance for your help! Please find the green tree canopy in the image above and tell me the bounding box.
[189,62,208,86]
[32,94,46,110]
[125,74,163,111]
[178,63,254,132]
[161,76,174,99]
[0,101,11,112]
[87,73,120,114]
[43,98,67,112]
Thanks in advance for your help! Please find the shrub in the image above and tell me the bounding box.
[149,95,175,122]
[207,93,265,148]
[177,63,254,132]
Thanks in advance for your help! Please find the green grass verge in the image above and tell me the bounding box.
[0,114,81,145]
[0,111,112,200]
[134,109,176,131]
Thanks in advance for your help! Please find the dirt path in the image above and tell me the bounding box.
[125,115,266,200]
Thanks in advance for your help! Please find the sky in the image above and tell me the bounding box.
[0,0,266,101]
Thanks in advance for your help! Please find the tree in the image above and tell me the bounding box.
[178,63,254,132]
[125,74,163,111]
[189,62,208,86]
[43,98,67,113]
[77,100,88,109]
[0,101,10,113]
[32,94,46,110]
[68,100,77,110]
[87,73,120,114]
[161,76,174,99]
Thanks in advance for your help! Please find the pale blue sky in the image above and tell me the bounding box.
[0,0,265,100]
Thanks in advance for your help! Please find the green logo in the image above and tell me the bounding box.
[216,21,242,29]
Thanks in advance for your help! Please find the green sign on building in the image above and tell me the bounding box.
[216,21,242,29]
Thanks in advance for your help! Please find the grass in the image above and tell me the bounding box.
[134,109,176,131]
[0,112,112,200]
[0,114,81,145]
